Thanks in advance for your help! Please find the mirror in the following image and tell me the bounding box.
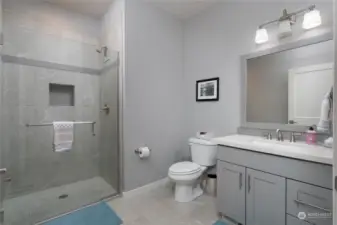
[245,40,333,126]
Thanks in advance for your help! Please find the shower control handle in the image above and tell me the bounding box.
[101,104,110,114]
[0,168,6,175]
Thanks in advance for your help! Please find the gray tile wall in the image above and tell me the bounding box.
[2,0,101,70]
[0,1,119,198]
[1,63,102,198]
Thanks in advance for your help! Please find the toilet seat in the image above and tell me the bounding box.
[169,161,201,175]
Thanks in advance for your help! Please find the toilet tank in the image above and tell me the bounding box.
[189,138,217,166]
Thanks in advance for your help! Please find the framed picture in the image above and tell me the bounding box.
[196,78,219,102]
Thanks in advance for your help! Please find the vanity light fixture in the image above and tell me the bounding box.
[255,5,321,44]
[278,9,294,38]
[278,19,292,38]
[255,27,269,44]
[302,7,322,29]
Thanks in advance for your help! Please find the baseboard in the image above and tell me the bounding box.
[122,177,171,198]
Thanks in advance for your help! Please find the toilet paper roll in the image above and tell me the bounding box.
[136,147,151,159]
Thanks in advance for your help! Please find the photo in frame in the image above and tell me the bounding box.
[196,78,219,102]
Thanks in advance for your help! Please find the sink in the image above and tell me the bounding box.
[252,139,332,158]
[252,140,303,152]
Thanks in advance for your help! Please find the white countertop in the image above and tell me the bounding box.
[212,134,333,165]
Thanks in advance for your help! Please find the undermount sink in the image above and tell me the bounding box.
[252,139,308,148]
[252,140,304,152]
[252,139,332,157]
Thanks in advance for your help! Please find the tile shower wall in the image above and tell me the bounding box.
[2,64,101,197]
[1,0,104,198]
[2,0,101,69]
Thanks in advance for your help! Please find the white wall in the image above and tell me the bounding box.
[123,0,186,191]
[183,2,333,137]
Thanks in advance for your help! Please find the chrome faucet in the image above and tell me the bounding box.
[276,129,283,141]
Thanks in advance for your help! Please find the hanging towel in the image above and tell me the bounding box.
[53,121,74,152]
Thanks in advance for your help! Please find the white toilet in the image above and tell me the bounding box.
[168,138,217,203]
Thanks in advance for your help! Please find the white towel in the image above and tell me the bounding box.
[53,121,74,152]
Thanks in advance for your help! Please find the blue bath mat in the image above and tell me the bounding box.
[213,220,227,225]
[43,202,122,225]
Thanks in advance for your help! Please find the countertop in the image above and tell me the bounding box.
[212,134,333,165]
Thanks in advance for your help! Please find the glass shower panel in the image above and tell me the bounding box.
[1,55,120,224]
[0,1,121,222]
[99,51,121,194]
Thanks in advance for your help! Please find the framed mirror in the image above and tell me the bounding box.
[241,32,333,131]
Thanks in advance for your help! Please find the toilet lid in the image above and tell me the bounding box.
[169,162,201,175]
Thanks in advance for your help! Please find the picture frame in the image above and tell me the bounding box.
[196,77,219,102]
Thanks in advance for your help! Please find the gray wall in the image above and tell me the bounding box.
[2,0,101,69]
[0,0,116,198]
[183,2,333,137]
[124,0,186,191]
[247,40,334,124]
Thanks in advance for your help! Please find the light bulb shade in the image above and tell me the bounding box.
[302,9,322,30]
[278,20,292,38]
[255,28,268,44]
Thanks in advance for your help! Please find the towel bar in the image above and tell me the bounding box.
[26,122,96,136]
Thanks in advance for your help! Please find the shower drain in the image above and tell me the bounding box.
[58,194,69,199]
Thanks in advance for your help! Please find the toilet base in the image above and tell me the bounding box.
[174,183,203,203]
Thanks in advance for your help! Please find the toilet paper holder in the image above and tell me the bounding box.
[134,147,152,154]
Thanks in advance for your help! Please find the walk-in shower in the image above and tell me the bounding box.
[0,1,121,224]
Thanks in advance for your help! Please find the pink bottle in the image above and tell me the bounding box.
[306,127,317,144]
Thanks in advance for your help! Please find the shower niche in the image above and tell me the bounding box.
[49,83,75,106]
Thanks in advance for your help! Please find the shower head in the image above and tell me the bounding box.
[96,46,108,57]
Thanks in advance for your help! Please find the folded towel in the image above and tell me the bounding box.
[53,121,74,152]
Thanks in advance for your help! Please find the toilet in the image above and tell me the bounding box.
[168,137,217,202]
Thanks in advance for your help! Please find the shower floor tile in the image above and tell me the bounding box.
[4,176,116,225]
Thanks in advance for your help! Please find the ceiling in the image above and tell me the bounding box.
[44,0,215,19]
[45,0,115,18]
[145,0,216,19]
[45,0,331,19]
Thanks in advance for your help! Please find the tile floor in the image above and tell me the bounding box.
[107,181,220,225]
[5,177,116,225]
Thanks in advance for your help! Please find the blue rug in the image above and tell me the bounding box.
[43,202,122,225]
[213,220,227,225]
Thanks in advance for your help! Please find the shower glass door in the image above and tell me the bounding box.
[0,55,121,225]
[0,1,121,223]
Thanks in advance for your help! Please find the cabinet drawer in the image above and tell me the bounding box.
[287,215,312,225]
[287,180,332,225]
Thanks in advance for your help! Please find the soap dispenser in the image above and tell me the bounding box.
[306,126,317,144]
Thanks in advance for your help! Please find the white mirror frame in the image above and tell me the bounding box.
[241,31,333,131]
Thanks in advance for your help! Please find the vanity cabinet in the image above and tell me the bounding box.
[217,146,333,225]
[246,169,286,225]
[217,161,286,225]
[217,161,245,225]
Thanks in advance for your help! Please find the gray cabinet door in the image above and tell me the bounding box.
[217,160,245,225]
[246,168,286,225]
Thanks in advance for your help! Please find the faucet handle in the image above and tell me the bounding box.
[263,133,272,140]
[290,132,302,143]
